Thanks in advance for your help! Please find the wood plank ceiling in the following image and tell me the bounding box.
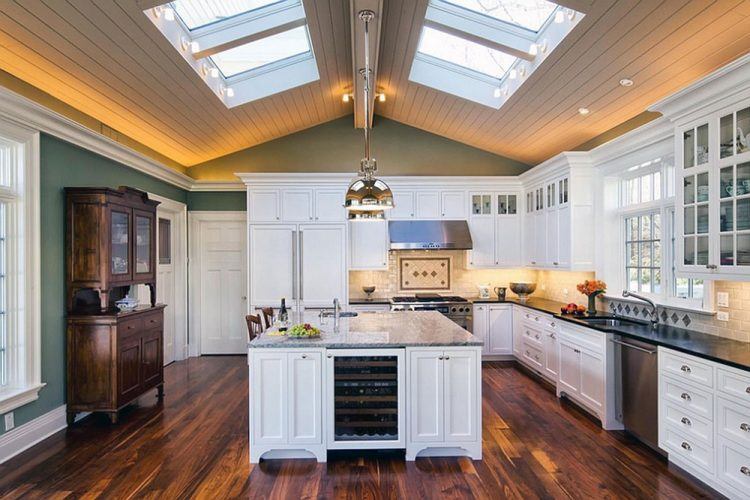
[1,0,750,169]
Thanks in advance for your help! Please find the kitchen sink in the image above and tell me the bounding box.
[576,316,645,328]
[339,311,358,317]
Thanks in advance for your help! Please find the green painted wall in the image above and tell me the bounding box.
[187,191,246,211]
[0,134,190,436]
[188,115,530,180]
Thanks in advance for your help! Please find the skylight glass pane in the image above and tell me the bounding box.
[170,0,282,30]
[210,26,311,77]
[445,0,558,32]
[418,27,516,79]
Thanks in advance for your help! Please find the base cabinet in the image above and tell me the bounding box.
[472,303,512,357]
[406,347,482,460]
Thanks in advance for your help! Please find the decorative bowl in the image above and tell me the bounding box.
[362,286,376,300]
[509,282,537,301]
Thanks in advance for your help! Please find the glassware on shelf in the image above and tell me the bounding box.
[696,236,709,266]
[721,166,734,198]
[721,113,734,159]
[697,124,709,165]
[738,107,750,155]
[720,201,734,232]
[136,216,151,274]
[111,211,129,275]
[737,198,750,231]
[696,172,709,203]
[684,237,695,265]
[684,176,696,204]
[683,129,695,168]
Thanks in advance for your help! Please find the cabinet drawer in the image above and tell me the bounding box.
[662,377,713,420]
[663,402,713,446]
[662,425,715,473]
[560,325,603,354]
[717,437,750,494]
[717,396,750,447]
[717,367,750,405]
[661,350,713,389]
[141,311,163,330]
[118,317,142,337]
[521,340,543,371]
[521,325,543,347]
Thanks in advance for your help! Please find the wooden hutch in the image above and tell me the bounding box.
[65,187,165,424]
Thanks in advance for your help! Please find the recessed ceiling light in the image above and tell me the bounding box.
[619,78,634,87]
[578,107,590,115]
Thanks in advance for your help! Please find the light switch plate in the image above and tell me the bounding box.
[717,311,729,322]
[4,412,14,431]
[716,292,729,308]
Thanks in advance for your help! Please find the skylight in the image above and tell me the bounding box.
[211,26,310,77]
[170,0,282,30]
[444,0,557,32]
[418,27,516,79]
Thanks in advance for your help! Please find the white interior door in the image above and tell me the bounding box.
[157,213,176,365]
[200,220,247,354]
[299,224,346,307]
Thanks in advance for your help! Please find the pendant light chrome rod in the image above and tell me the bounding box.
[359,9,374,176]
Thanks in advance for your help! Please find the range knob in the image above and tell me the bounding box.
[451,307,457,313]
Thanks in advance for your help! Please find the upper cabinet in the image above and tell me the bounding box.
[675,100,750,278]
[248,188,345,223]
[389,189,467,220]
[467,191,521,268]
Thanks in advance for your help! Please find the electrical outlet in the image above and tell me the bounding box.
[4,412,14,431]
[562,288,569,296]
[717,311,730,322]
[716,292,729,308]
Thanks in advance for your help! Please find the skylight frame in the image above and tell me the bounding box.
[169,0,285,31]
[442,0,559,33]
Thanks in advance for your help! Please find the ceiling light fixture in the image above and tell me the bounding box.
[509,69,517,80]
[567,8,576,20]
[190,41,200,54]
[619,78,634,87]
[578,107,590,115]
[342,93,351,103]
[180,37,189,51]
[344,10,394,218]
[493,87,501,98]
[554,10,565,23]
[152,6,163,18]
[209,67,220,78]
[378,93,386,103]
[163,7,175,21]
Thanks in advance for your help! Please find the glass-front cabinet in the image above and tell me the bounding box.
[135,211,154,276]
[110,207,131,281]
[676,100,750,277]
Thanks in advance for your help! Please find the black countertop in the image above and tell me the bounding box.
[348,298,392,305]
[469,296,567,314]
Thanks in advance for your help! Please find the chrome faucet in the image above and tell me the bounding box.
[622,290,659,329]
[320,298,343,331]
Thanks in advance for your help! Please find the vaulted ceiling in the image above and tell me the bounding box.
[1,0,750,170]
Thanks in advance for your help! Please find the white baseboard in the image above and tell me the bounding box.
[0,405,87,464]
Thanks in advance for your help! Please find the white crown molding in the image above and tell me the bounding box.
[588,117,673,175]
[236,172,523,189]
[649,52,750,124]
[519,151,591,185]
[191,180,247,191]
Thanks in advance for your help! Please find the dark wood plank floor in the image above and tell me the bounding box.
[0,357,717,499]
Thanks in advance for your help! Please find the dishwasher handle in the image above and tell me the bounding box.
[611,338,657,355]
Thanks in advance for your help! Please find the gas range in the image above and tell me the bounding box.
[390,294,472,330]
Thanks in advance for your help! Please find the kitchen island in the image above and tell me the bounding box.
[248,311,483,463]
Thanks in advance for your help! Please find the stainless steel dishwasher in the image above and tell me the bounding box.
[612,335,662,453]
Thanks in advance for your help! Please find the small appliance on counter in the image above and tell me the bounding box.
[510,282,537,301]
[493,287,507,301]
[477,284,491,299]
[362,286,376,301]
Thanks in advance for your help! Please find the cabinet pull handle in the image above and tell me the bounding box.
[553,262,559,266]
[740,423,749,432]
[327,354,333,358]
[444,356,450,360]
[535,333,540,340]
[680,392,691,402]
[550,322,556,327]
[746,386,750,394]
[535,317,539,322]
[681,442,692,452]
[706,264,717,270]
[550,333,556,339]
[741,466,750,476]
[680,365,691,373]
[681,417,692,426]
[574,348,580,354]
[301,354,307,359]
[525,314,530,318]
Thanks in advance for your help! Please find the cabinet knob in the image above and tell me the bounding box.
[438,356,444,360]
[574,348,580,354]
[680,392,691,402]
[276,216,280,220]
[301,354,307,359]
[681,442,692,452]
[444,356,450,360]
[741,466,750,477]
[309,217,313,220]
[680,365,691,373]
[740,422,749,432]
[746,386,750,394]
[681,416,692,426]
[550,322,556,327]
[327,354,333,358]
[706,264,717,270]
[553,262,559,266]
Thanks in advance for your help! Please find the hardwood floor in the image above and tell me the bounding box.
[0,357,717,499]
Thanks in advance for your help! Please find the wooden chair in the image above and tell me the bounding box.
[260,307,274,330]
[246,314,263,341]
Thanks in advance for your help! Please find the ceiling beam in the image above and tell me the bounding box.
[350,0,383,128]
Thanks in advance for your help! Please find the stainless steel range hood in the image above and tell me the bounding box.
[388,220,473,250]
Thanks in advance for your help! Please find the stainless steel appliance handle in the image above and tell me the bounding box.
[611,338,656,355]
[292,230,297,300]
[299,230,303,301]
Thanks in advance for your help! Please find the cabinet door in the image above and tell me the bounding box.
[546,208,559,268]
[488,305,512,355]
[134,209,155,281]
[117,333,142,404]
[578,348,604,413]
[141,328,163,387]
[415,191,440,219]
[523,213,536,266]
[288,352,322,444]
[249,225,296,307]
[314,189,345,222]
[557,205,571,268]
[252,351,287,444]
[443,350,478,442]
[496,216,521,266]
[349,220,388,270]
[248,190,280,222]
[512,308,524,356]
[109,205,132,283]
[543,330,558,380]
[300,225,346,307]
[557,340,580,396]
[471,305,488,354]
[441,191,466,219]
[282,190,314,222]
[468,217,495,267]
[390,191,415,219]
[409,350,444,442]
[533,211,546,267]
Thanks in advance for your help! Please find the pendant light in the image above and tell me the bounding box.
[344,10,394,219]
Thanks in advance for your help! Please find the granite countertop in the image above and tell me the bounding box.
[249,310,483,349]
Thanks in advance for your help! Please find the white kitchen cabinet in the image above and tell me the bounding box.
[542,321,559,381]
[390,191,415,219]
[249,348,326,462]
[523,211,535,267]
[534,206,546,267]
[249,225,296,307]
[441,191,467,219]
[299,225,346,308]
[512,307,524,356]
[468,217,495,268]
[496,216,521,267]
[349,220,388,270]
[488,304,512,355]
[557,339,581,397]
[282,189,314,222]
[314,189,345,222]
[468,192,521,268]
[578,349,604,414]
[406,347,482,460]
[471,304,488,354]
[248,190,281,222]
[415,191,441,219]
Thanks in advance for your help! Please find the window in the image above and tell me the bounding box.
[170,0,282,30]
[418,27,517,79]
[625,213,662,294]
[444,0,557,32]
[669,209,703,300]
[621,168,662,206]
[0,120,43,414]
[159,218,172,265]
[210,26,310,77]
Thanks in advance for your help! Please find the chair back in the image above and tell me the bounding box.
[246,314,263,341]
[261,307,274,330]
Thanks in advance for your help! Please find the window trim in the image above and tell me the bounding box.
[0,118,43,415]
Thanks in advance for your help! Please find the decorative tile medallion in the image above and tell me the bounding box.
[399,257,450,290]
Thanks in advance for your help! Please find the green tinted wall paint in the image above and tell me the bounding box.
[0,134,189,436]
[187,191,246,211]
[188,115,530,180]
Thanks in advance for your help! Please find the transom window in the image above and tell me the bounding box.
[170,0,282,30]
[444,0,557,32]
[622,169,662,206]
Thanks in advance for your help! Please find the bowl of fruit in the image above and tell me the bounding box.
[560,303,587,316]
[288,323,321,338]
